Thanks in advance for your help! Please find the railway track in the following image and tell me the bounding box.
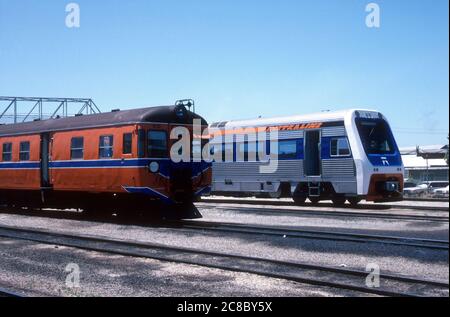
[1,202,447,225]
[176,220,449,250]
[196,203,450,223]
[0,224,447,297]
[1,206,447,249]
[404,198,449,203]
[200,198,450,212]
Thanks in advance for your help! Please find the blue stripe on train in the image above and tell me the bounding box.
[0,159,212,178]
[226,137,354,161]
[49,159,210,171]
[50,159,154,168]
[0,162,40,169]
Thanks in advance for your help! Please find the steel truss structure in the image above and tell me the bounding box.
[0,96,101,124]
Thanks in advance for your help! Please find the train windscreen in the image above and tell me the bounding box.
[355,119,396,155]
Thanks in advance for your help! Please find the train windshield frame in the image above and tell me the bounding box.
[355,118,396,155]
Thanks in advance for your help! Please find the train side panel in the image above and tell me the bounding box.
[0,134,41,190]
[210,122,357,196]
[50,124,170,196]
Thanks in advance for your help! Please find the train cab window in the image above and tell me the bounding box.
[123,133,133,155]
[330,138,351,157]
[278,140,297,160]
[148,131,167,158]
[137,129,146,158]
[355,119,395,155]
[2,143,12,162]
[19,142,30,161]
[99,135,114,159]
[71,137,84,160]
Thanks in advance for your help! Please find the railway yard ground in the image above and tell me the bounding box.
[0,198,448,297]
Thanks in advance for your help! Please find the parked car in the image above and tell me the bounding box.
[432,185,449,198]
[427,182,449,195]
[403,183,429,197]
[403,181,417,189]
[403,181,449,198]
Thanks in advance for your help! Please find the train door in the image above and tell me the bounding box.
[40,133,52,188]
[304,130,321,176]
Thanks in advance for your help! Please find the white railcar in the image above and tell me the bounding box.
[207,109,404,205]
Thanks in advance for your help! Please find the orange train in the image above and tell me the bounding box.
[0,103,212,218]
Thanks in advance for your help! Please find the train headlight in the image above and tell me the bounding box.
[385,181,399,192]
[149,161,160,173]
[175,105,187,118]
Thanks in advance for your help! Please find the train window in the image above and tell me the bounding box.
[278,140,297,160]
[330,138,351,157]
[123,133,133,155]
[237,143,247,162]
[19,142,30,161]
[237,142,258,162]
[355,119,395,155]
[2,143,12,162]
[137,129,146,158]
[222,143,233,162]
[148,131,167,158]
[99,135,114,159]
[71,137,84,160]
[247,142,258,161]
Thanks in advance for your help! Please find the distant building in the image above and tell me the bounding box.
[400,145,449,182]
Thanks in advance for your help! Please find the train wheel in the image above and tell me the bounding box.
[347,198,361,206]
[309,197,320,204]
[332,197,346,206]
[293,195,307,205]
[83,207,112,219]
[269,188,282,199]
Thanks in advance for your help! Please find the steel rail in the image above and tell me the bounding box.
[0,224,447,297]
[175,220,449,250]
[200,198,450,212]
[196,203,449,223]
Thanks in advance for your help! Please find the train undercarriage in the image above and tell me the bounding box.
[0,189,202,219]
[212,179,403,207]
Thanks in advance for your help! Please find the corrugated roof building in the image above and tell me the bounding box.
[401,145,449,182]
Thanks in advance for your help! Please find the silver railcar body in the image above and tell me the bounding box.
[208,109,404,204]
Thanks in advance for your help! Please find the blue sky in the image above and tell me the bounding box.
[0,0,448,147]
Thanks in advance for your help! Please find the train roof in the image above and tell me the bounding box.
[0,105,208,137]
[210,109,378,129]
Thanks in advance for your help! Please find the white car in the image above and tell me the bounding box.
[403,183,429,197]
[433,186,449,198]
